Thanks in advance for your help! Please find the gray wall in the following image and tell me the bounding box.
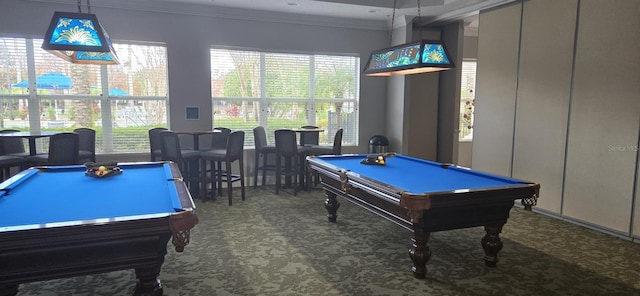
[0,0,389,156]
[473,0,640,240]
[383,17,462,161]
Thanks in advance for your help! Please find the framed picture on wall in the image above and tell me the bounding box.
[186,106,199,120]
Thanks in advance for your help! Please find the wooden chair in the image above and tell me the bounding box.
[148,127,168,161]
[74,127,96,163]
[200,130,245,205]
[253,126,276,188]
[28,132,80,166]
[274,129,310,195]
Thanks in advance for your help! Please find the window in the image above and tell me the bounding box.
[0,37,168,153]
[211,48,359,147]
[459,60,476,141]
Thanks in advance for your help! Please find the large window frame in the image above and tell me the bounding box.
[210,48,360,147]
[0,37,168,153]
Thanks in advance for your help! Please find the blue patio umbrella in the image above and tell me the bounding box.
[109,87,129,96]
[11,72,72,90]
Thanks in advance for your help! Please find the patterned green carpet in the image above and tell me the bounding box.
[17,187,640,296]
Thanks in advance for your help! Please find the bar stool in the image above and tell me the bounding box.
[159,130,200,193]
[74,127,96,163]
[148,127,168,161]
[200,130,245,205]
[28,132,80,166]
[298,125,320,146]
[308,128,343,186]
[274,129,310,196]
[253,126,276,188]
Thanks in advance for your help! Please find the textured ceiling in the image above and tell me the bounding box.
[30,0,511,31]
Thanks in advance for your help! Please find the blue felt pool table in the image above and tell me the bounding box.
[0,162,198,296]
[307,153,539,279]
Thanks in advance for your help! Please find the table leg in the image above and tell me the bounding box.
[298,154,307,189]
[28,138,37,156]
[134,265,163,296]
[324,190,340,222]
[409,230,431,279]
[187,158,201,197]
[0,284,19,296]
[481,224,504,267]
[284,157,292,187]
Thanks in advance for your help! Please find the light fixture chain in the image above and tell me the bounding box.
[77,0,91,13]
[418,0,421,18]
[389,0,397,46]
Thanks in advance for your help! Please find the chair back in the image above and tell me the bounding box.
[47,132,80,165]
[0,129,26,155]
[74,128,96,153]
[253,126,269,150]
[148,127,168,157]
[212,127,231,149]
[332,128,344,155]
[159,130,183,163]
[226,131,245,161]
[275,129,298,157]
[300,125,319,146]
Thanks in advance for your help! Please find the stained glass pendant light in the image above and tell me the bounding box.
[363,40,453,76]
[363,0,453,76]
[41,2,119,65]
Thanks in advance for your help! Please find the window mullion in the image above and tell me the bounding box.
[25,39,41,132]
[308,55,315,125]
[259,53,267,127]
[100,65,113,153]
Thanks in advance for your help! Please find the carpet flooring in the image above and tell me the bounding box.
[16,187,640,296]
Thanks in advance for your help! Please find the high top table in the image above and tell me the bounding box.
[173,130,221,199]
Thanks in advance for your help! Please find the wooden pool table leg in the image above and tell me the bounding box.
[0,284,19,296]
[481,224,504,267]
[409,231,432,279]
[134,265,164,296]
[324,190,341,222]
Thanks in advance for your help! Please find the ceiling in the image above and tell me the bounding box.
[151,0,508,22]
[32,0,514,32]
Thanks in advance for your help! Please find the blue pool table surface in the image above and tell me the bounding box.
[0,162,185,229]
[313,154,528,194]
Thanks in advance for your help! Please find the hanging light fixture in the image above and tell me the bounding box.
[41,0,119,65]
[363,0,453,76]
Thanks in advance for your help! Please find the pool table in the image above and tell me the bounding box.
[306,153,539,279]
[0,162,198,296]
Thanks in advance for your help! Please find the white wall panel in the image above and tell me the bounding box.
[563,0,640,233]
[512,0,577,214]
[472,3,521,176]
